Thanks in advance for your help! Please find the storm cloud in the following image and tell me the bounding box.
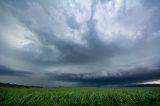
[0,0,160,86]
[0,65,30,76]
[46,67,160,86]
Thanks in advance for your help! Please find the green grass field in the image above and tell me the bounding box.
[0,87,160,106]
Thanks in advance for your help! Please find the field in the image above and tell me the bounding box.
[0,87,160,106]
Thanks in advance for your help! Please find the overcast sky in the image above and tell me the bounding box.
[0,0,160,86]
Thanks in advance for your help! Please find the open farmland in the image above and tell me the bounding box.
[0,87,160,106]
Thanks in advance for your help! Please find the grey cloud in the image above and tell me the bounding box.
[142,0,160,7]
[46,67,160,86]
[0,65,31,76]
[0,1,122,65]
[0,0,160,86]
[1,0,157,65]
[66,17,81,30]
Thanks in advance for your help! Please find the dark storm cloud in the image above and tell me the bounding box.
[1,14,120,66]
[0,0,158,65]
[0,65,31,76]
[1,1,120,65]
[0,0,160,86]
[14,30,121,66]
[142,0,160,7]
[46,67,160,86]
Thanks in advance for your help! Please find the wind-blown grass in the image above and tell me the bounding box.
[0,87,160,106]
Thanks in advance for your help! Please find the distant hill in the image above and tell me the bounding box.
[0,82,160,88]
[0,82,42,88]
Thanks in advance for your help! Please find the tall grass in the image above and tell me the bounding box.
[0,87,160,106]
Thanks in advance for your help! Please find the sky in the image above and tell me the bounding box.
[0,0,160,86]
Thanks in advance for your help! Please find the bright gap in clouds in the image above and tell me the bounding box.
[142,80,160,84]
[0,0,160,86]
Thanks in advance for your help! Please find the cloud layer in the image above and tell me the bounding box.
[0,0,160,86]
